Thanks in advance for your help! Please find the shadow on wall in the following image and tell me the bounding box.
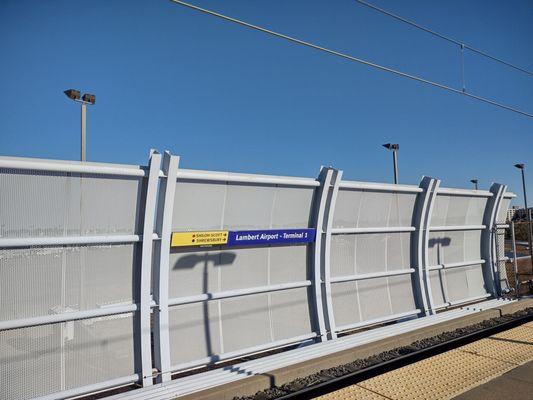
[428,236,451,304]
[172,252,237,357]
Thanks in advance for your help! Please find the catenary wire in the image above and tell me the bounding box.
[355,0,533,76]
[168,0,533,118]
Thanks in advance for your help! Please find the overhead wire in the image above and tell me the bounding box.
[168,0,533,118]
[355,0,533,77]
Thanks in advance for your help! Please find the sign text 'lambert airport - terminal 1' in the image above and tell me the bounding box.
[171,228,316,248]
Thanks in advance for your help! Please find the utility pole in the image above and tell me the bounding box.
[382,143,399,184]
[64,89,95,161]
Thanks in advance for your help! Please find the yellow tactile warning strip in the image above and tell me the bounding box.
[316,322,533,400]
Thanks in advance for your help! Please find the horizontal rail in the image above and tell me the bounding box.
[429,225,486,232]
[335,309,421,333]
[168,280,312,307]
[338,181,422,193]
[169,333,317,373]
[33,374,141,400]
[176,169,320,187]
[433,293,491,310]
[496,224,509,229]
[0,304,138,331]
[436,187,493,197]
[427,259,485,271]
[330,268,415,283]
[0,233,160,248]
[509,255,532,262]
[331,226,415,234]
[0,157,152,177]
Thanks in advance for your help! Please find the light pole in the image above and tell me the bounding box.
[514,163,533,266]
[64,89,95,161]
[470,179,478,190]
[382,143,399,184]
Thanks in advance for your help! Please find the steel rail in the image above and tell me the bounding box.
[427,259,485,271]
[429,224,485,232]
[433,293,492,310]
[0,157,153,177]
[330,226,415,234]
[167,280,312,307]
[436,187,493,197]
[276,311,533,399]
[0,304,138,331]
[330,268,415,283]
[0,233,160,248]
[335,309,421,333]
[338,181,422,193]
[176,169,320,187]
[168,0,533,118]
[169,333,318,373]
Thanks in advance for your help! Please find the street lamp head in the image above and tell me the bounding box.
[470,179,478,184]
[382,143,399,151]
[64,89,81,101]
[514,163,525,170]
[82,93,95,105]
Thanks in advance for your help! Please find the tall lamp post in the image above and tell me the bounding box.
[470,179,478,190]
[514,163,533,266]
[382,143,399,184]
[64,89,95,161]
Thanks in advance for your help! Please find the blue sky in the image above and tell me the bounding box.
[1,0,532,204]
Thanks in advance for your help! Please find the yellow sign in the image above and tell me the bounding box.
[171,231,229,247]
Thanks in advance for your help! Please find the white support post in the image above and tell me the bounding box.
[139,150,162,387]
[323,169,342,339]
[311,168,333,341]
[412,176,440,315]
[481,183,506,297]
[153,151,179,383]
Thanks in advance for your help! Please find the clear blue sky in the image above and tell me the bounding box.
[1,0,532,204]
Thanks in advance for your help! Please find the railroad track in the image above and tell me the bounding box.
[238,308,533,400]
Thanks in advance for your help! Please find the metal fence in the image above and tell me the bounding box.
[0,152,514,400]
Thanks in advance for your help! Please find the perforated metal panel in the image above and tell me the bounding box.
[0,169,144,238]
[428,194,491,307]
[0,245,138,321]
[168,180,315,366]
[0,162,147,400]
[329,188,418,330]
[0,313,135,400]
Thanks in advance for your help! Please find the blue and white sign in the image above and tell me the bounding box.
[227,228,316,246]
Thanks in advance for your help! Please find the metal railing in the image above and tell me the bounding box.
[0,152,515,399]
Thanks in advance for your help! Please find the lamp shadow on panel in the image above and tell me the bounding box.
[428,237,452,304]
[173,252,237,358]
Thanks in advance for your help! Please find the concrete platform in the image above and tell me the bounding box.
[453,360,533,400]
[104,298,533,400]
[317,320,533,400]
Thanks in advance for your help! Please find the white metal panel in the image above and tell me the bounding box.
[0,245,137,321]
[0,314,135,400]
[0,170,143,238]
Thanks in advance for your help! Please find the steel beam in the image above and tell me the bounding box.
[168,281,312,307]
[323,169,342,340]
[152,151,179,383]
[330,226,415,234]
[330,268,415,283]
[176,169,320,187]
[481,183,506,297]
[0,156,150,177]
[311,168,334,342]
[138,150,161,387]
[412,176,440,315]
